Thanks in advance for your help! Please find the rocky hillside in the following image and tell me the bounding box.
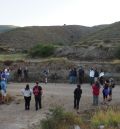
[0,22,120,60]
[83,21,120,41]
[0,25,109,50]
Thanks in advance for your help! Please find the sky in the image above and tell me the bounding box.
[0,0,120,27]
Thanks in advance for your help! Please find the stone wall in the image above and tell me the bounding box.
[1,60,120,84]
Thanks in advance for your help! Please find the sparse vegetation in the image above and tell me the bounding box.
[34,106,120,129]
[29,44,56,57]
[91,107,120,128]
[0,92,14,104]
[40,107,82,129]
[0,53,26,61]
[111,59,120,64]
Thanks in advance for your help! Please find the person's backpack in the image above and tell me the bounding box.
[33,86,40,96]
[109,78,115,88]
[112,83,115,88]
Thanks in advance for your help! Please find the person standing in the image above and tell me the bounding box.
[108,78,115,101]
[0,78,7,103]
[89,68,94,85]
[99,69,104,86]
[74,84,82,110]
[33,81,42,111]
[92,80,100,106]
[17,67,22,82]
[4,67,10,83]
[102,79,109,104]
[21,84,32,110]
[23,67,29,82]
[78,66,84,84]
[43,69,49,84]
[94,68,99,82]
[69,68,74,84]
[73,68,77,84]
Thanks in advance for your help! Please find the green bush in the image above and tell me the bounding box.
[29,44,56,57]
[41,106,82,129]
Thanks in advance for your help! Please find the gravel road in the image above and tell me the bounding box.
[0,83,119,129]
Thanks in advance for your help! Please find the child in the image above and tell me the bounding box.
[74,84,82,110]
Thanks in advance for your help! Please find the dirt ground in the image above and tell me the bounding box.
[0,83,120,129]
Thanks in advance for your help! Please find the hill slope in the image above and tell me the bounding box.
[0,21,120,52]
[83,21,120,41]
[0,25,108,50]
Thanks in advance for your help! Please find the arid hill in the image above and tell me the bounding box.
[0,24,109,50]
[83,21,120,41]
[0,22,120,60]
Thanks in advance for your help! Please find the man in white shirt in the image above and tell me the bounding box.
[89,68,95,85]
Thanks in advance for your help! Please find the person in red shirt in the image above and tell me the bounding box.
[92,80,100,106]
[33,81,42,111]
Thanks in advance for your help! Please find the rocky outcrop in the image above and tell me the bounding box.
[55,46,115,60]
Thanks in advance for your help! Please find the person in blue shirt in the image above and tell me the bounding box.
[1,79,7,103]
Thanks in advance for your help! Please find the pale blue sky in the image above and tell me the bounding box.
[0,0,120,27]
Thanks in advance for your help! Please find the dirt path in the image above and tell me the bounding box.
[0,83,119,129]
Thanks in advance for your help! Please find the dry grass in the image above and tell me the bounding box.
[40,107,82,129]
[0,53,27,61]
[91,107,120,128]
[0,92,14,104]
[111,59,120,64]
[4,93,14,103]
[37,57,75,69]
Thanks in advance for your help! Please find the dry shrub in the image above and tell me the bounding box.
[91,107,120,128]
[3,60,13,66]
[4,93,14,104]
[40,106,82,129]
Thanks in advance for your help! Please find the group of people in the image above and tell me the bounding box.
[0,68,10,103]
[89,68,104,85]
[92,77,115,106]
[73,67,115,109]
[89,67,115,104]
[17,67,29,82]
[69,66,105,85]
[73,77,115,110]
[21,81,42,111]
[69,66,84,84]
[0,66,115,111]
